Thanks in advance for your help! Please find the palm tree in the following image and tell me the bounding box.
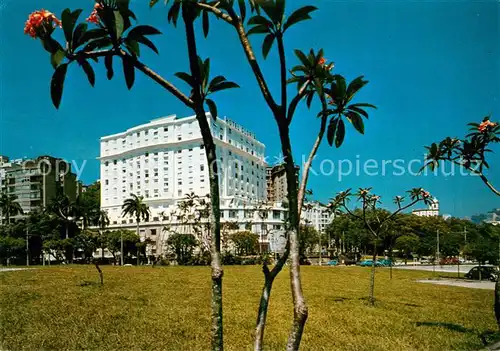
[0,192,24,225]
[122,194,150,265]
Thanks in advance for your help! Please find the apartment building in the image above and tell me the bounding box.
[0,155,78,222]
[266,163,300,204]
[99,113,267,225]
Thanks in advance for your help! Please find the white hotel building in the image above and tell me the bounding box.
[99,113,290,255]
[100,113,266,216]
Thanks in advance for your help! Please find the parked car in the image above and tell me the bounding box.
[465,266,499,281]
[359,259,384,267]
[378,259,393,266]
[327,260,338,266]
[440,257,459,265]
[344,258,358,266]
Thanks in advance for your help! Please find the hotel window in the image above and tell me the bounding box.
[164,127,168,132]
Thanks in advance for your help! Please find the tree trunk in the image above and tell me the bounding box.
[100,230,105,261]
[254,274,273,351]
[136,220,140,266]
[183,8,223,350]
[389,249,393,280]
[369,248,377,306]
[199,111,223,350]
[496,273,500,329]
[254,249,288,350]
[277,122,308,351]
[94,262,103,285]
[297,113,327,218]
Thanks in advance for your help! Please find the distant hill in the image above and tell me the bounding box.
[471,208,500,224]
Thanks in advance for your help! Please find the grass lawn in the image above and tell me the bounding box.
[0,265,495,350]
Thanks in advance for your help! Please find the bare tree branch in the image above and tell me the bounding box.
[297,94,327,217]
[222,4,280,115]
[78,50,194,108]
[452,160,500,196]
[196,2,234,24]
[287,81,310,125]
[276,34,287,112]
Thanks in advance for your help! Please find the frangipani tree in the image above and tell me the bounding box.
[329,187,433,305]
[288,49,376,216]
[422,116,499,195]
[24,2,239,348]
[182,2,376,348]
[422,116,500,329]
[25,0,377,349]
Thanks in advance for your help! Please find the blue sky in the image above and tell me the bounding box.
[0,0,498,218]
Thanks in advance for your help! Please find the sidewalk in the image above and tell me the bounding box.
[417,279,494,290]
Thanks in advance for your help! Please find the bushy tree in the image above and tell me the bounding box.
[103,229,139,264]
[0,236,25,265]
[230,231,259,256]
[298,225,318,261]
[464,225,500,265]
[167,233,198,265]
[395,235,420,264]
